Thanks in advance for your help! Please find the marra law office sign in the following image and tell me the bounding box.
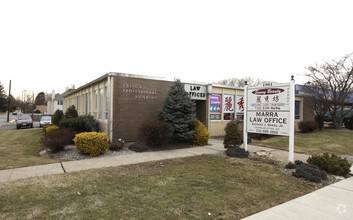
[243,79,295,161]
[247,83,291,136]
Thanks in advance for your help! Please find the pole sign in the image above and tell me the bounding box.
[247,82,291,136]
[243,79,295,161]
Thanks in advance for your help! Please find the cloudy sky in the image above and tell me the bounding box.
[1,0,353,98]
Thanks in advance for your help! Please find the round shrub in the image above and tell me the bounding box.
[109,139,125,151]
[307,153,352,176]
[223,120,242,148]
[41,129,74,153]
[73,132,109,156]
[292,163,327,183]
[192,120,210,146]
[45,125,59,134]
[139,121,173,147]
[225,147,249,158]
[345,115,353,130]
[128,142,149,152]
[298,121,318,133]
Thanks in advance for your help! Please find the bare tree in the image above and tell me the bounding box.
[306,53,353,128]
[217,77,262,87]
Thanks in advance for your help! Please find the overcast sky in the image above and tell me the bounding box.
[1,0,353,98]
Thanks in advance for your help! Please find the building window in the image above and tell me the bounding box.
[99,88,103,119]
[85,93,88,115]
[223,94,235,120]
[210,94,222,120]
[105,87,108,119]
[57,100,63,105]
[94,90,98,118]
[88,92,91,115]
[295,101,300,120]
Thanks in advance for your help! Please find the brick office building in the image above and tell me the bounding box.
[64,72,312,142]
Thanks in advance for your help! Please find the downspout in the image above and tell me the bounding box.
[107,74,111,141]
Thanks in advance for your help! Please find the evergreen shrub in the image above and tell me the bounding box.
[345,115,353,130]
[74,132,108,156]
[41,129,74,152]
[52,109,64,126]
[223,120,242,148]
[225,147,249,158]
[298,121,318,133]
[307,153,352,176]
[60,115,99,134]
[64,105,78,119]
[128,142,149,152]
[139,121,173,147]
[292,163,327,183]
[192,120,210,146]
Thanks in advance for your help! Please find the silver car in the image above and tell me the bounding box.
[40,116,52,127]
[16,115,33,129]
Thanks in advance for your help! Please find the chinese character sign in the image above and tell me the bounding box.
[236,96,244,113]
[223,95,234,113]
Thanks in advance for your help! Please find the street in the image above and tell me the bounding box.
[0,113,40,131]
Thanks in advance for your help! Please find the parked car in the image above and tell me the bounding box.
[40,116,52,127]
[16,115,33,129]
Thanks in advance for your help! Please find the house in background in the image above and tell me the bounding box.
[47,89,75,115]
[35,105,48,115]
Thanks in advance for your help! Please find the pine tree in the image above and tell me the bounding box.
[157,80,197,143]
[0,81,7,112]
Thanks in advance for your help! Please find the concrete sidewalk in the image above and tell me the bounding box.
[243,176,353,220]
[0,139,311,183]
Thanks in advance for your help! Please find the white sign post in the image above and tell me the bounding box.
[243,77,295,161]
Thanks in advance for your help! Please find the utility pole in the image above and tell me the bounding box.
[6,80,11,122]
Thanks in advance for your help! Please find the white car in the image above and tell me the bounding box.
[40,116,52,127]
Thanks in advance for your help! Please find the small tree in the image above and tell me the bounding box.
[35,92,47,106]
[64,105,78,119]
[157,80,197,143]
[52,109,64,126]
[306,53,353,128]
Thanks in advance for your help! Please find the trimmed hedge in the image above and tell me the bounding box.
[292,163,327,183]
[307,153,352,176]
[128,142,149,152]
[45,125,59,134]
[192,120,210,146]
[60,115,99,134]
[73,132,108,156]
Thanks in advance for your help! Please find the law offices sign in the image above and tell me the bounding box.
[243,77,295,161]
[184,84,207,100]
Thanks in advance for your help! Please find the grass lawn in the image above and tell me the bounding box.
[0,129,62,170]
[0,155,315,219]
[255,129,353,156]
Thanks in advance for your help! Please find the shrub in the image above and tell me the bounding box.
[41,129,74,153]
[109,139,125,151]
[45,125,59,133]
[42,124,51,133]
[73,132,108,156]
[64,105,78,119]
[34,109,41,114]
[128,142,149,152]
[298,121,318,133]
[345,115,353,130]
[223,120,242,148]
[52,109,64,126]
[192,120,210,146]
[139,121,173,147]
[285,162,297,169]
[225,147,249,158]
[307,153,352,176]
[292,163,327,183]
[60,115,99,134]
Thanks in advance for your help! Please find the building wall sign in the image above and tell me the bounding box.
[223,95,234,113]
[184,84,207,100]
[236,95,244,113]
[246,83,291,136]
